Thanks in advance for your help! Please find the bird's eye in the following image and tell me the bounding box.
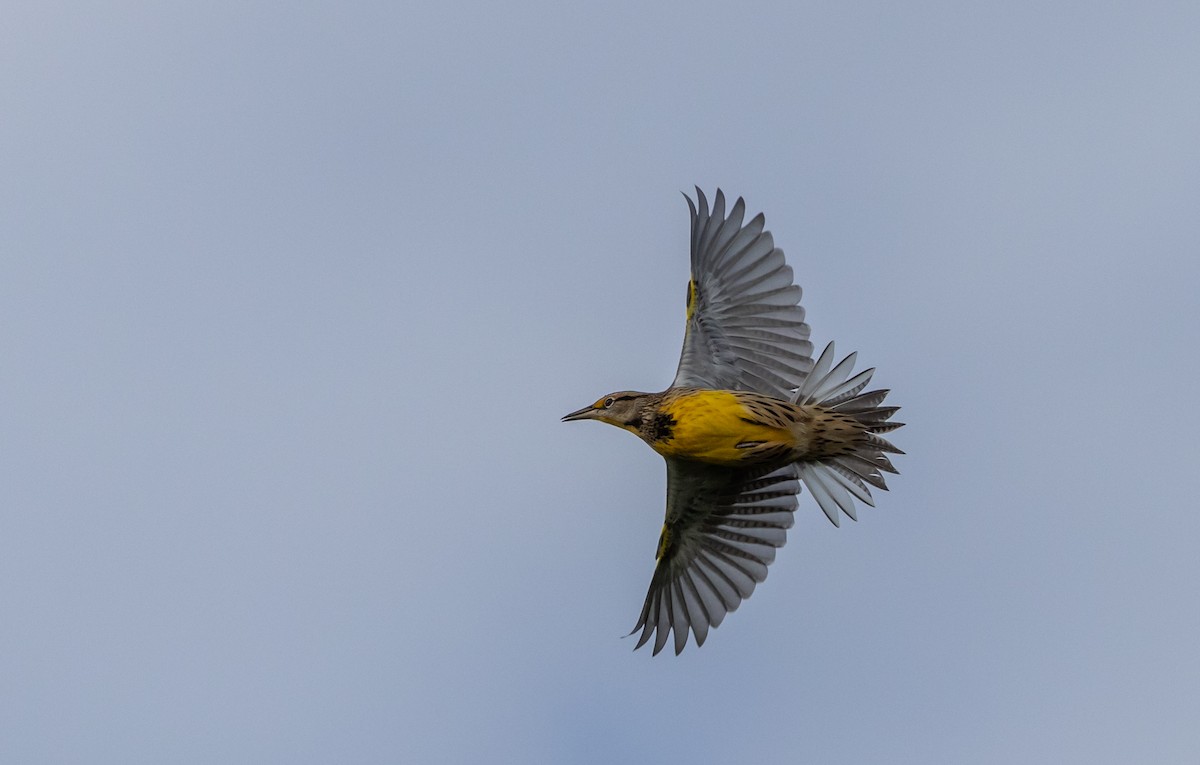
[603,397,615,408]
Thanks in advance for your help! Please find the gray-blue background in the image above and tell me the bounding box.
[3,3,1197,762]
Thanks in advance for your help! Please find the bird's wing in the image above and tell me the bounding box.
[630,458,800,655]
[671,188,814,398]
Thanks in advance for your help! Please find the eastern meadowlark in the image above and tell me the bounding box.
[563,189,904,656]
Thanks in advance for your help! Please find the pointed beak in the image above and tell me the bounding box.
[561,405,597,422]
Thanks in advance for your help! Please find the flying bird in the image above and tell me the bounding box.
[563,189,904,655]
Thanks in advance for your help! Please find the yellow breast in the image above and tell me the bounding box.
[650,389,796,466]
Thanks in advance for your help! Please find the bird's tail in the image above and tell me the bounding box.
[791,343,904,526]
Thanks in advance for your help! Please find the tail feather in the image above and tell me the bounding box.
[838,455,890,490]
[825,462,876,505]
[831,388,889,412]
[799,463,858,526]
[821,369,874,406]
[792,343,904,525]
[867,419,905,434]
[863,433,904,456]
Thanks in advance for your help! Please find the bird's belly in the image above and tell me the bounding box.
[650,391,794,466]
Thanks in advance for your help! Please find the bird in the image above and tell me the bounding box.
[562,188,904,656]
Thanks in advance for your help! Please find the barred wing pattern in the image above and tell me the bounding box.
[630,459,801,656]
[672,188,815,399]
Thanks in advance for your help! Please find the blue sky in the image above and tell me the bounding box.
[2,3,1198,763]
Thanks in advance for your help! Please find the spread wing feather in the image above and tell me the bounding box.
[630,459,800,655]
[672,188,814,398]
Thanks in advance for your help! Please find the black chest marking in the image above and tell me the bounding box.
[643,410,677,443]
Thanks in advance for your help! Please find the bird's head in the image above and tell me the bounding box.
[562,392,650,431]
